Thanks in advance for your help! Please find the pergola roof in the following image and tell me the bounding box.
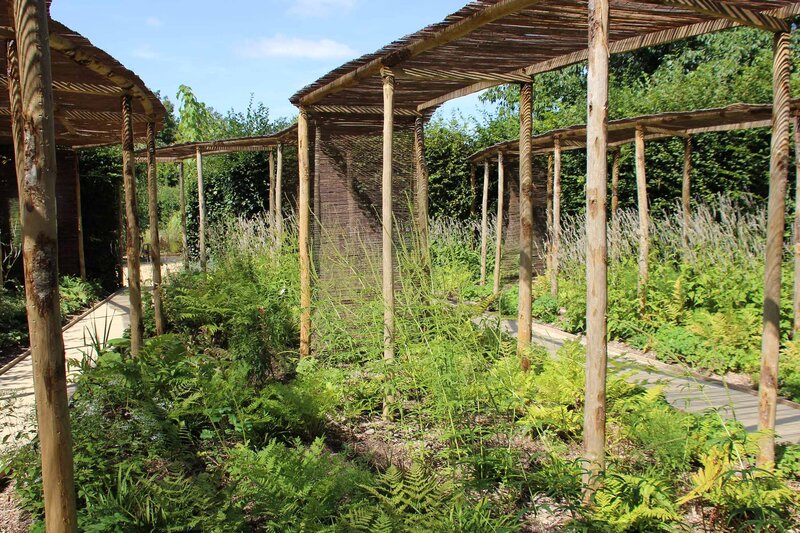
[467,101,800,162]
[0,7,165,148]
[290,0,800,116]
[136,124,298,164]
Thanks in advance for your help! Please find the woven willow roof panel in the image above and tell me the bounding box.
[290,0,800,113]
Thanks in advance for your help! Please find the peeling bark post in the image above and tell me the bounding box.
[121,94,144,356]
[682,136,693,251]
[552,136,562,300]
[414,116,430,266]
[611,148,620,236]
[74,156,86,280]
[381,68,396,369]
[518,82,534,364]
[635,125,649,316]
[179,161,188,267]
[196,147,207,271]
[298,108,312,358]
[793,117,800,338]
[146,122,164,335]
[480,160,490,286]
[583,0,610,490]
[7,6,78,529]
[493,152,506,295]
[269,148,276,224]
[758,31,791,468]
[276,143,284,238]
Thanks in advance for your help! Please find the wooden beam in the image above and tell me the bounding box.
[297,0,544,106]
[518,82,534,365]
[635,125,650,316]
[196,147,207,271]
[583,0,610,492]
[758,31,791,468]
[7,6,78,527]
[146,122,164,335]
[298,109,312,358]
[682,136,693,250]
[635,0,789,32]
[552,137,562,300]
[178,161,188,268]
[306,104,421,117]
[480,160,490,286]
[276,143,284,238]
[493,151,505,295]
[393,67,532,83]
[414,116,430,267]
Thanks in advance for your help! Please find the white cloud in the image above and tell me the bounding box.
[145,16,162,27]
[131,45,163,61]
[287,0,357,17]
[235,35,357,60]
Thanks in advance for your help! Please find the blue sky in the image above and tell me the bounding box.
[51,0,488,123]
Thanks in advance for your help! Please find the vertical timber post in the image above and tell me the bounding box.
[179,161,188,267]
[546,153,553,279]
[518,82,534,364]
[552,136,562,300]
[298,108,312,358]
[583,0,609,490]
[7,12,78,528]
[611,148,620,235]
[121,94,144,356]
[635,125,649,316]
[269,148,276,223]
[146,122,165,335]
[196,147,207,271]
[493,152,505,295]
[276,143,284,238]
[480,160,490,286]
[758,31,791,468]
[414,116,430,267]
[682,136,693,251]
[74,156,86,280]
[116,183,124,286]
[793,116,800,338]
[469,163,477,218]
[381,68,396,420]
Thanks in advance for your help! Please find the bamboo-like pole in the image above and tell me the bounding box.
[552,136,562,300]
[793,116,800,338]
[682,136,693,250]
[635,125,649,315]
[276,143,284,238]
[269,148,276,222]
[518,82,534,363]
[381,68,396,368]
[7,8,77,528]
[179,161,188,267]
[146,122,164,335]
[611,148,620,234]
[583,0,610,489]
[298,109,312,358]
[196,147,207,271]
[122,95,144,356]
[74,156,86,280]
[493,152,506,295]
[480,161,490,286]
[414,116,430,265]
[758,31,791,468]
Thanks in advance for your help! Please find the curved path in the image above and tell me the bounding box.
[486,317,800,444]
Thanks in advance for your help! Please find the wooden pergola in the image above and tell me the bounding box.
[290,0,800,482]
[135,124,298,271]
[1,0,166,528]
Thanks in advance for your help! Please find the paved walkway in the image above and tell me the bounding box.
[0,290,130,453]
[491,317,800,444]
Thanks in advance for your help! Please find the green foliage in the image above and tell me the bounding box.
[586,471,682,532]
[59,276,100,317]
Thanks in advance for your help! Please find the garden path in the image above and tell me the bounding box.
[486,317,800,444]
[0,290,130,455]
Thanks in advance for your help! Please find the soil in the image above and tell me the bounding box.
[0,481,30,533]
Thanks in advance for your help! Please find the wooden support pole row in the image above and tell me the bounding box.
[493,152,505,295]
[146,121,165,335]
[6,1,78,527]
[517,82,534,363]
[635,125,649,315]
[480,161,490,286]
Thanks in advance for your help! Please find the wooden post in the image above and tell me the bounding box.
[480,160,490,286]
[552,136,562,300]
[518,82,534,363]
[196,147,207,271]
[469,163,477,218]
[121,94,144,356]
[583,0,610,488]
[682,136,693,250]
[381,68,396,375]
[414,116,430,265]
[793,117,800,338]
[146,122,164,335]
[611,148,620,234]
[635,125,649,315]
[269,148,276,223]
[7,7,78,528]
[298,108,312,358]
[117,182,124,286]
[758,31,791,468]
[276,143,284,238]
[493,152,506,295]
[178,161,188,267]
[546,153,554,278]
[74,156,86,280]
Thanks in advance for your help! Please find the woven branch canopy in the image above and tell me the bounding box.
[290,0,800,117]
[0,4,166,148]
[136,124,298,164]
[467,101,800,162]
